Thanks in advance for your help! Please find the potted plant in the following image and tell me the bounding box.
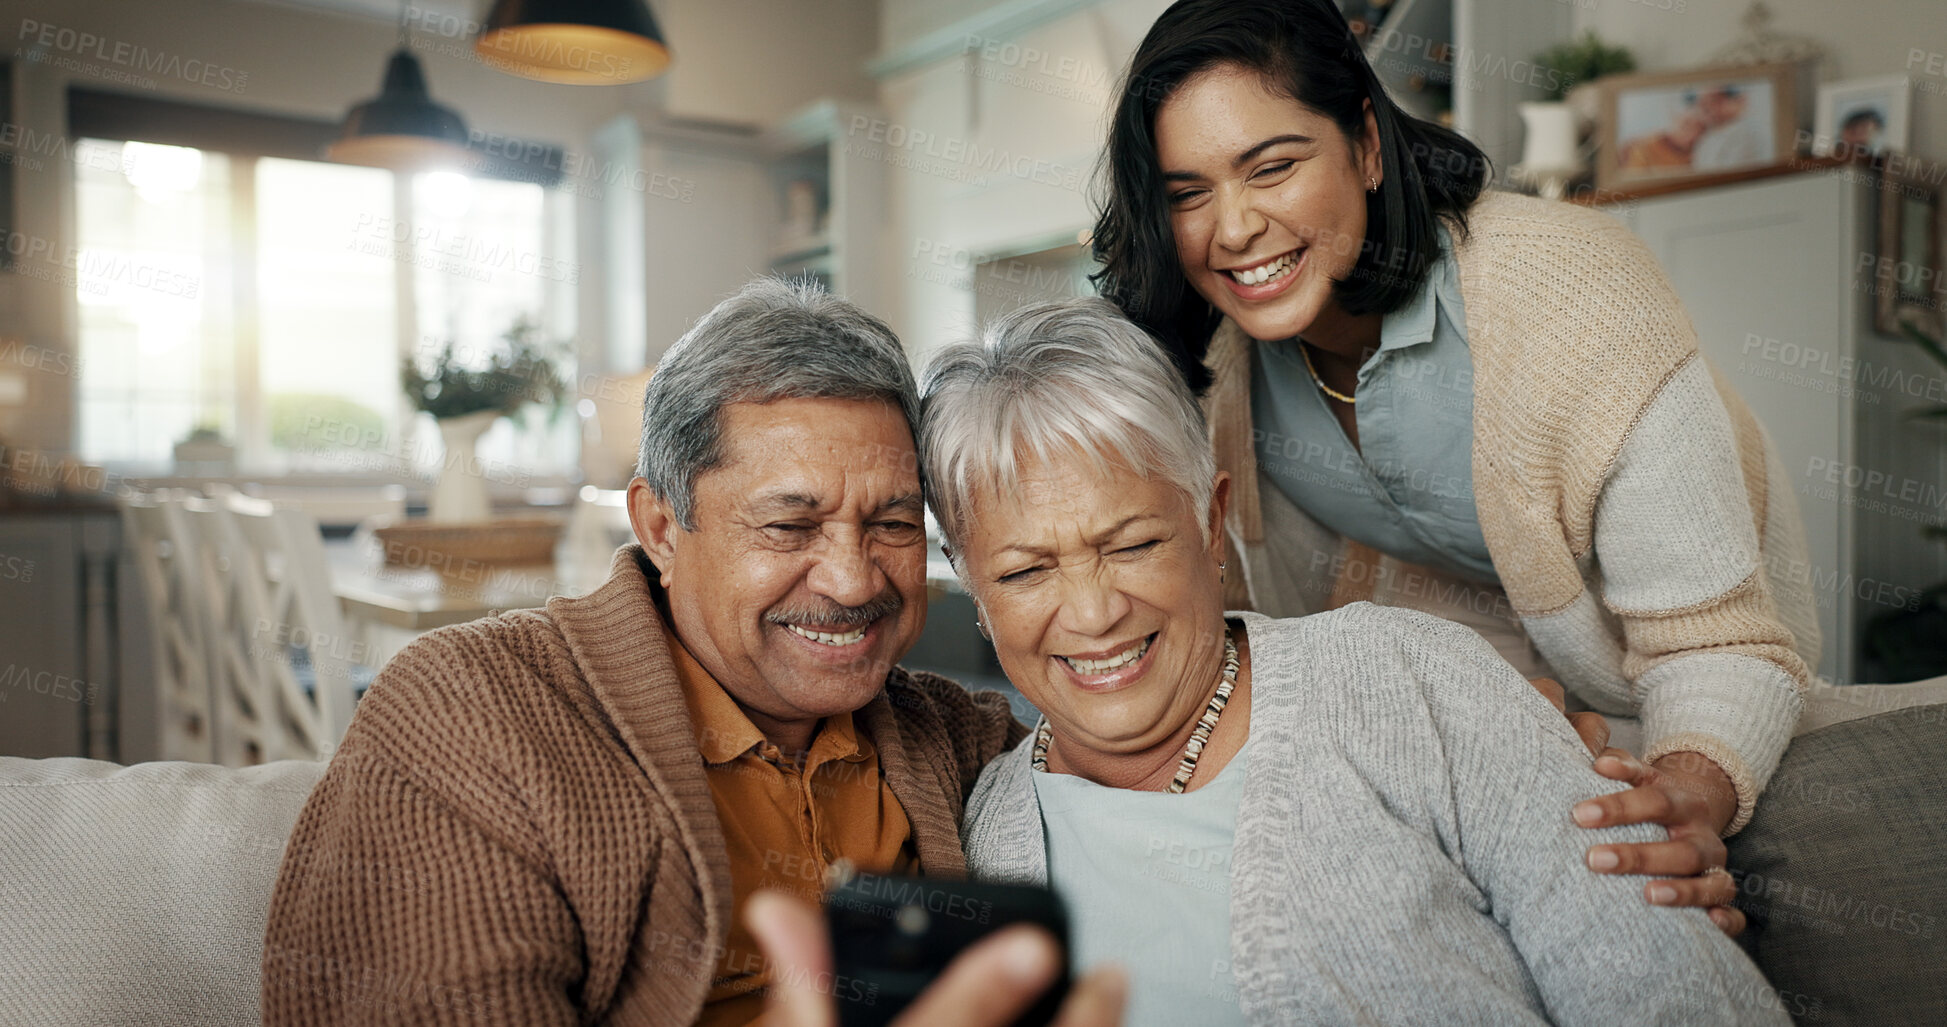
[173,422,236,477]
[1518,33,1636,197]
[1863,318,1947,680]
[401,316,568,523]
[1894,318,1947,427]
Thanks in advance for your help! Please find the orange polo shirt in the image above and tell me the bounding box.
[666,633,918,1027]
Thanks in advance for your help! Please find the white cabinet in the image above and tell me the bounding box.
[1604,170,1947,684]
[0,509,127,759]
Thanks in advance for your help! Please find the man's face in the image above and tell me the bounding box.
[637,396,929,730]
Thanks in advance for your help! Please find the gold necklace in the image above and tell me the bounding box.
[1299,342,1356,405]
[1030,633,1241,793]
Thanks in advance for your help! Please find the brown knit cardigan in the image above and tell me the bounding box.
[261,544,1024,1025]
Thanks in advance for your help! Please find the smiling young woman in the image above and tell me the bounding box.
[1088,0,1833,936]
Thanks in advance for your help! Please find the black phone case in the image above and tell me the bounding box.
[826,875,1071,1027]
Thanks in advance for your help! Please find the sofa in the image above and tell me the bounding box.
[0,757,324,1027]
[2,701,1943,1025]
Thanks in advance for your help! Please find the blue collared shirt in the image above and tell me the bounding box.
[1250,228,1497,582]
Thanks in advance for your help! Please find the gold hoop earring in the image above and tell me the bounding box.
[1366,176,1378,193]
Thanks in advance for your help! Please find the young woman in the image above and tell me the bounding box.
[1090,0,1821,932]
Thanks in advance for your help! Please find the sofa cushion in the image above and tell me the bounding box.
[1728,704,1947,1021]
[0,757,324,1027]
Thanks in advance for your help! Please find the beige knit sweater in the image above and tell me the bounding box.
[261,544,1023,1025]
[1205,191,1816,833]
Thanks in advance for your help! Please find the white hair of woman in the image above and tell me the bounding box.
[919,296,1218,574]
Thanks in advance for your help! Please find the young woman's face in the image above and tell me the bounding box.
[1155,63,1381,342]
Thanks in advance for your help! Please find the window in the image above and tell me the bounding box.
[74,139,577,480]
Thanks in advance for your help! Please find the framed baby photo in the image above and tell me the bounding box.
[1596,63,1798,191]
[1812,75,1911,158]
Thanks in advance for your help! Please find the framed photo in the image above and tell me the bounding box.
[1596,63,1798,191]
[1874,157,1945,338]
[1812,75,1911,158]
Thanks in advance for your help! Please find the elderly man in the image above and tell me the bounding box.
[260,278,1115,1026]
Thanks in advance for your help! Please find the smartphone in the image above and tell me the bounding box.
[826,873,1071,1027]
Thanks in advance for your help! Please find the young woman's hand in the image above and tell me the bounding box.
[745,889,1128,1027]
[1575,750,1744,937]
[1525,677,1743,937]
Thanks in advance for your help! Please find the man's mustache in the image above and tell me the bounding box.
[765,590,904,630]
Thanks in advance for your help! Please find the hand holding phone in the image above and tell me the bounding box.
[826,875,1072,1026]
[745,885,1126,1027]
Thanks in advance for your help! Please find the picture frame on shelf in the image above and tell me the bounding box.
[1874,156,1945,338]
[1595,62,1797,191]
[1811,74,1911,159]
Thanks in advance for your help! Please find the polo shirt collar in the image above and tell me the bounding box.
[665,624,874,768]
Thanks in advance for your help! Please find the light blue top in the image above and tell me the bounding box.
[1250,228,1497,582]
[1032,737,1252,1027]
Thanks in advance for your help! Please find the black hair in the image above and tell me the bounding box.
[1842,108,1885,131]
[1090,0,1490,393]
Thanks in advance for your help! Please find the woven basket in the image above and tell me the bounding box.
[373,516,564,571]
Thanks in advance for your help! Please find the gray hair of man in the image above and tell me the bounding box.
[636,276,920,530]
[918,296,1217,578]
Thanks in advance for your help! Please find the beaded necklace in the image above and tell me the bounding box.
[1031,633,1241,794]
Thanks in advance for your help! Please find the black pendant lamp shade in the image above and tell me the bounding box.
[329,49,471,171]
[476,0,671,85]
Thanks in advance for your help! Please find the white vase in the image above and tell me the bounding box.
[429,410,500,524]
[1516,101,1583,199]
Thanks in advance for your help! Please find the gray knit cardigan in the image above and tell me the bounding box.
[963,607,1790,1026]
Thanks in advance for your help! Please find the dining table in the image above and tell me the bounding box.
[325,526,967,663]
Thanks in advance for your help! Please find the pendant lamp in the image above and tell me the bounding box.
[328,46,471,171]
[475,0,671,85]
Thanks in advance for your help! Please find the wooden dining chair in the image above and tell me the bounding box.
[183,494,366,764]
[120,493,217,764]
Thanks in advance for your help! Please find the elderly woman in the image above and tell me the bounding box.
[919,298,1787,1026]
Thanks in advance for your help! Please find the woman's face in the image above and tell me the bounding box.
[1155,63,1381,342]
[960,450,1231,757]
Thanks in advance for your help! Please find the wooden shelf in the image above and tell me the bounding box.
[1569,154,1856,205]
